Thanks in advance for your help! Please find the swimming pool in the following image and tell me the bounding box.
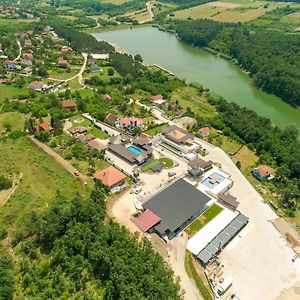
[201,172,225,189]
[127,145,142,155]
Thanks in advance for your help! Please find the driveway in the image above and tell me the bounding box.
[196,138,300,300]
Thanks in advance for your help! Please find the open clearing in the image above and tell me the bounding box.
[0,137,92,230]
[232,145,258,171]
[0,112,26,131]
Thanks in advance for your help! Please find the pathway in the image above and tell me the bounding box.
[29,136,86,182]
[13,39,22,62]
[140,1,154,24]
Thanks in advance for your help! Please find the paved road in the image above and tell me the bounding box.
[29,136,86,182]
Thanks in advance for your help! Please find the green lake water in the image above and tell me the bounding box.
[93,27,300,130]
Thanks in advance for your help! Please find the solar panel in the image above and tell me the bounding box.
[206,243,219,256]
[217,231,232,244]
[235,214,249,225]
[230,219,243,230]
[211,237,224,249]
[197,249,212,265]
[224,225,238,237]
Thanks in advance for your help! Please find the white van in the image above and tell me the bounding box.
[217,276,233,295]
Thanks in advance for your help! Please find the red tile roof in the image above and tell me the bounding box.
[120,117,143,126]
[255,165,273,177]
[94,166,126,188]
[106,113,119,123]
[150,94,163,101]
[134,209,161,232]
[34,122,52,133]
[61,100,76,109]
[198,127,210,136]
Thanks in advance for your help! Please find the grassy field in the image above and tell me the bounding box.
[70,115,91,128]
[0,112,26,131]
[89,127,110,139]
[0,137,92,231]
[171,86,216,118]
[144,123,168,136]
[232,145,258,171]
[185,204,223,237]
[48,68,78,80]
[0,85,30,102]
[159,157,173,168]
[185,252,213,300]
[67,77,82,91]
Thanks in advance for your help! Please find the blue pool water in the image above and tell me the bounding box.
[127,145,142,155]
[201,172,225,189]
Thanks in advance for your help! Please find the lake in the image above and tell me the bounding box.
[93,26,300,130]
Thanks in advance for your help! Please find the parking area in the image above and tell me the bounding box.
[198,139,300,300]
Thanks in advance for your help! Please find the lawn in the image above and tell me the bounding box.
[0,112,26,131]
[211,134,242,155]
[0,85,30,102]
[144,123,168,136]
[48,68,78,80]
[141,160,160,172]
[185,252,213,300]
[67,77,82,91]
[89,127,110,139]
[161,142,181,154]
[185,204,223,237]
[171,86,216,118]
[70,115,91,128]
[0,137,92,231]
[232,145,258,171]
[159,157,173,168]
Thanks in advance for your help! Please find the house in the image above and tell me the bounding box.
[91,53,109,60]
[22,52,33,60]
[26,30,33,36]
[142,178,211,239]
[89,63,102,73]
[87,138,106,151]
[24,40,32,48]
[150,94,165,106]
[105,113,119,126]
[94,166,126,191]
[3,60,16,72]
[69,126,88,135]
[188,157,213,177]
[252,165,273,181]
[162,125,201,154]
[20,67,32,76]
[77,133,95,144]
[61,46,72,53]
[28,81,47,92]
[33,122,52,133]
[0,78,8,84]
[58,57,68,68]
[61,100,76,111]
[107,135,152,165]
[198,127,211,137]
[20,58,32,66]
[102,94,112,101]
[175,108,187,116]
[119,117,145,133]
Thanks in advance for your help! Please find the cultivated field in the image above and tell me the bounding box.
[171,0,293,23]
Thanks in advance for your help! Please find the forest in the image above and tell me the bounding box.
[209,97,300,212]
[174,19,300,107]
[49,22,114,53]
[0,190,181,299]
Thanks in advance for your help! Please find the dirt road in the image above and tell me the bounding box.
[29,136,86,182]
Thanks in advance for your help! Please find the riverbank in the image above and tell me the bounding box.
[92,26,300,130]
